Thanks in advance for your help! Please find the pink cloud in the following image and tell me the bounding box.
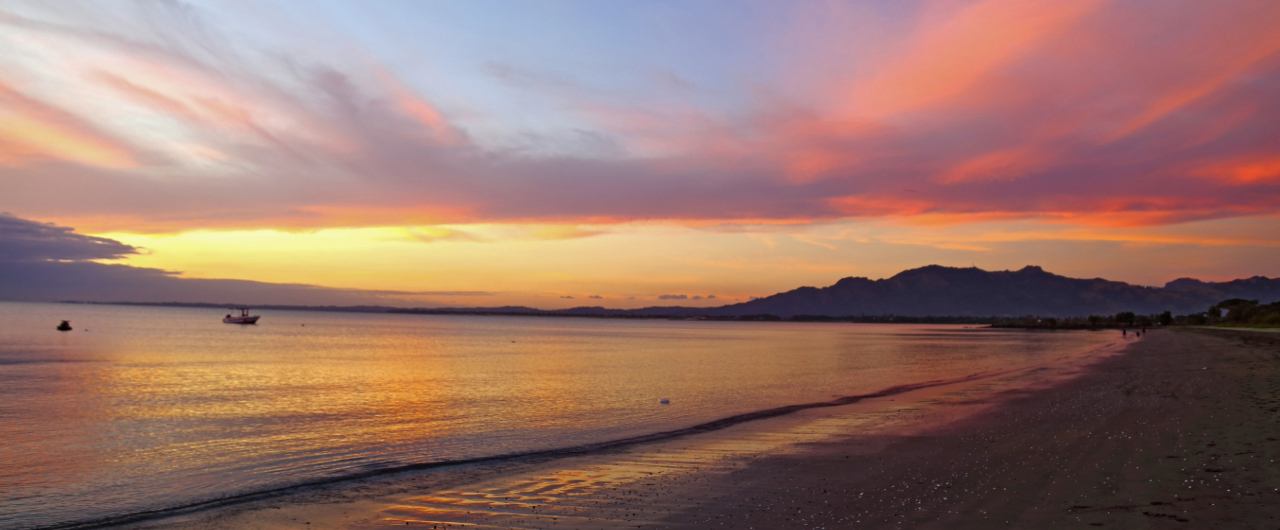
[846,0,1104,119]
[1194,156,1280,186]
[372,66,463,146]
[0,82,139,169]
[0,1,1278,235]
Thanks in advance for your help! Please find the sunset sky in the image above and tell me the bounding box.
[2,0,1279,308]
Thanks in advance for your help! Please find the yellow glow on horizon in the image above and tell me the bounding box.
[101,224,793,307]
[94,215,1280,309]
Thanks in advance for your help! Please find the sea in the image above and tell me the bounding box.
[0,301,1117,530]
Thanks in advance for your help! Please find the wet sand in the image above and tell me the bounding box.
[115,328,1280,529]
[648,328,1280,529]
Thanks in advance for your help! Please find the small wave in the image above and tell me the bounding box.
[30,372,987,530]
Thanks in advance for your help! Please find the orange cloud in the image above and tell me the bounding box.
[893,211,1042,227]
[849,0,1102,118]
[373,67,461,146]
[938,147,1051,184]
[0,83,137,169]
[1195,156,1280,185]
[827,195,933,218]
[1030,197,1272,228]
[1105,15,1280,141]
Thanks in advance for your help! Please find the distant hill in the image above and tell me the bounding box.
[415,265,1280,319]
[703,265,1280,318]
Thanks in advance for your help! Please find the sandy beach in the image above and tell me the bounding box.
[646,328,1280,529]
[113,328,1280,530]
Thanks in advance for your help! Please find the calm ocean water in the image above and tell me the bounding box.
[0,302,1116,529]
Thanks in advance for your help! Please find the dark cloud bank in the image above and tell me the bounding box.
[0,214,444,306]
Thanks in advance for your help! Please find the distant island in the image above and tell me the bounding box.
[70,265,1280,323]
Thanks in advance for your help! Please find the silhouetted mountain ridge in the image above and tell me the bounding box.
[420,265,1279,318]
[715,265,1280,317]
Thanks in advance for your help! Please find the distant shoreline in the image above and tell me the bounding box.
[56,300,1011,325]
[54,300,1238,328]
[57,300,397,313]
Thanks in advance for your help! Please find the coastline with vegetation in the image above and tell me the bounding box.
[63,296,1280,330]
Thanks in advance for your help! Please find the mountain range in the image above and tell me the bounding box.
[423,265,1280,318]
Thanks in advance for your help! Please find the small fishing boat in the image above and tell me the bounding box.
[57,320,72,331]
[223,308,260,324]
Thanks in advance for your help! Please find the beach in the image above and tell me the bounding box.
[100,327,1280,529]
[646,328,1280,529]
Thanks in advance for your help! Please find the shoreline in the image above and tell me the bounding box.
[44,369,1021,530]
[651,328,1280,528]
[50,300,1035,325]
[103,330,1137,530]
[49,340,1113,530]
[113,328,1280,528]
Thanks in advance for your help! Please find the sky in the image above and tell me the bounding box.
[1,0,1278,308]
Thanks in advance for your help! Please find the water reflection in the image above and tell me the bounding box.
[0,302,1116,529]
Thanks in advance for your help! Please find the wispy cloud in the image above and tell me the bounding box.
[406,227,484,243]
[0,0,1276,236]
[0,82,140,168]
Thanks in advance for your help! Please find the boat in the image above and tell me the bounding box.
[57,320,72,331]
[223,308,260,324]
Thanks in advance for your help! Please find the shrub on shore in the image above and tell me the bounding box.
[1208,299,1280,326]
[990,299,1279,329]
